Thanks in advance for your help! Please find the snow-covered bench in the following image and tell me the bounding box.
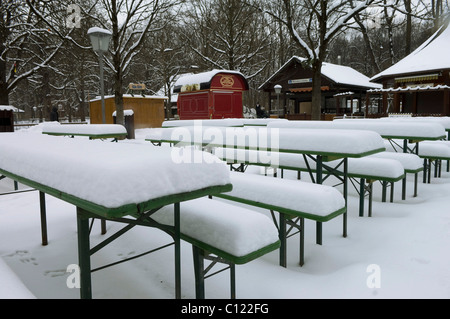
[152,197,280,298]
[417,141,450,183]
[42,123,128,140]
[212,171,346,267]
[0,133,237,299]
[368,151,423,198]
[213,148,405,217]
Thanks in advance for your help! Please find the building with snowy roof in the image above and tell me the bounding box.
[369,20,450,116]
[173,70,249,120]
[258,56,381,120]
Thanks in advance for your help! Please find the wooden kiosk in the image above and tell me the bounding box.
[89,94,166,128]
[173,70,249,120]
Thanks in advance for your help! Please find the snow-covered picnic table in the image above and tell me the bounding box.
[267,119,446,153]
[146,125,386,244]
[146,125,385,160]
[41,123,128,140]
[0,132,233,299]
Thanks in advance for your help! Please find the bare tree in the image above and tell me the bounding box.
[261,0,378,120]
[82,0,184,125]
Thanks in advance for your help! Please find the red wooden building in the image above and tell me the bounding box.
[173,70,248,119]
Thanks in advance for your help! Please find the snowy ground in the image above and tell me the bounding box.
[0,128,449,299]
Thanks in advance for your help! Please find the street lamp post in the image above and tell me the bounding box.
[88,27,112,124]
[274,84,282,117]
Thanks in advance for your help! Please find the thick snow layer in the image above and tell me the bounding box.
[368,152,423,172]
[146,126,385,157]
[259,56,381,90]
[224,171,345,217]
[174,69,245,87]
[0,257,35,299]
[371,23,450,81]
[42,124,127,135]
[418,141,450,159]
[268,119,446,140]
[380,117,450,131]
[0,132,230,209]
[1,127,450,299]
[152,197,279,257]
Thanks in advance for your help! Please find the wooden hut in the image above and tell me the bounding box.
[369,21,450,116]
[173,70,249,120]
[258,56,381,120]
[89,94,167,128]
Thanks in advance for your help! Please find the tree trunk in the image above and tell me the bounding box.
[311,60,323,121]
[114,73,124,125]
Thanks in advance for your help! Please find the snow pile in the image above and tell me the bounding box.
[152,197,279,257]
[224,171,345,217]
[41,124,127,135]
[0,133,230,209]
[368,152,423,172]
[268,119,446,140]
[146,126,386,157]
[0,257,35,299]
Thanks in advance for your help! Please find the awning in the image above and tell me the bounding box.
[290,86,330,93]
[394,73,439,83]
[368,84,450,93]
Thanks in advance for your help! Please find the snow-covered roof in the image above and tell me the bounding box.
[370,22,450,82]
[89,94,167,102]
[173,69,248,93]
[259,56,381,90]
[0,105,24,113]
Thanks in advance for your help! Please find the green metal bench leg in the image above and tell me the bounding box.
[316,222,322,245]
[174,202,181,299]
[402,177,406,200]
[368,182,373,217]
[390,182,394,203]
[192,246,205,299]
[316,155,323,245]
[279,213,287,268]
[359,178,365,217]
[76,207,92,299]
[299,217,304,266]
[39,191,48,246]
[414,173,418,197]
[230,264,236,299]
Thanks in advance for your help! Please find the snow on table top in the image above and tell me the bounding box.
[222,172,345,218]
[368,151,423,171]
[267,119,446,140]
[380,116,450,131]
[418,141,450,159]
[152,197,279,257]
[41,123,127,136]
[146,125,385,158]
[0,133,230,213]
